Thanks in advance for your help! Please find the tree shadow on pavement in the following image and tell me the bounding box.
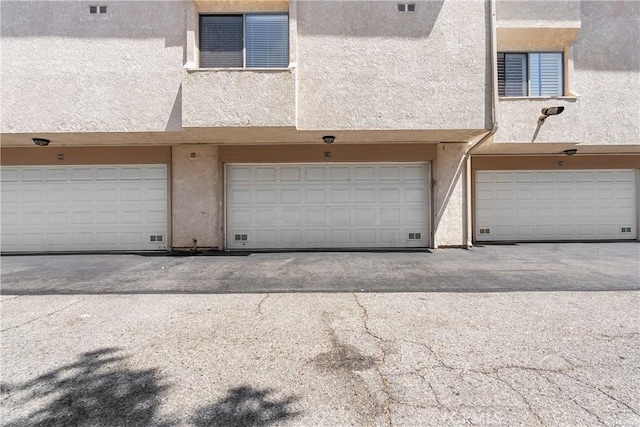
[191,386,300,427]
[1,347,170,426]
[2,348,301,427]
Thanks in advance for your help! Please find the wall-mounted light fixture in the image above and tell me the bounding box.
[322,135,335,144]
[539,106,565,123]
[562,148,578,156]
[32,138,51,147]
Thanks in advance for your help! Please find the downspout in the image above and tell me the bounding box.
[465,0,499,248]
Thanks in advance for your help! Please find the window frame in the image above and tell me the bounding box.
[498,51,564,98]
[198,12,290,69]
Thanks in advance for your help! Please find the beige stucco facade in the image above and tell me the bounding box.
[1,0,638,250]
[491,0,640,149]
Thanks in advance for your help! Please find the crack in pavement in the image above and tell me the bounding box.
[475,364,639,418]
[560,371,640,417]
[477,365,639,421]
[536,371,607,426]
[394,338,456,370]
[257,293,270,318]
[413,367,460,420]
[353,293,392,426]
[593,332,640,342]
[1,299,82,333]
[387,337,635,424]
[481,370,547,427]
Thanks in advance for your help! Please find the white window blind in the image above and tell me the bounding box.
[200,15,243,68]
[529,53,563,97]
[246,14,289,68]
[504,53,527,97]
[498,52,563,97]
[200,14,289,68]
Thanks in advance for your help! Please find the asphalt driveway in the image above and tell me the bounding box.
[1,243,639,426]
[2,291,639,426]
[1,243,638,294]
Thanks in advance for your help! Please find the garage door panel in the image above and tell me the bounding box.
[405,166,425,180]
[556,225,575,236]
[256,168,277,182]
[280,167,300,181]
[380,208,400,224]
[227,163,430,249]
[476,190,494,201]
[306,230,327,243]
[96,168,119,180]
[305,208,327,225]
[120,168,145,180]
[47,169,69,181]
[304,167,325,181]
[329,209,351,225]
[495,189,513,200]
[405,208,427,224]
[380,167,400,180]
[355,167,375,181]
[229,167,252,182]
[476,169,637,241]
[380,189,401,203]
[329,167,350,181]
[282,230,302,244]
[380,229,401,244]
[23,169,45,181]
[95,189,118,202]
[281,189,301,203]
[331,230,351,243]
[1,165,167,252]
[594,171,615,182]
[354,209,375,225]
[404,188,425,203]
[355,189,375,203]
[281,209,302,224]
[305,189,326,203]
[355,229,376,243]
[516,225,535,236]
[329,189,350,203]
[230,189,252,204]
[23,189,46,203]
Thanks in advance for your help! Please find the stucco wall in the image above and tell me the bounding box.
[433,143,468,247]
[182,69,296,128]
[496,0,581,27]
[171,145,222,249]
[295,0,489,131]
[494,1,640,145]
[1,1,185,133]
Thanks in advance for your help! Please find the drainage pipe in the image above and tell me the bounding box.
[464,0,499,248]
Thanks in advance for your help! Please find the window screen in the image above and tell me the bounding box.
[200,15,243,68]
[498,52,563,97]
[246,14,289,68]
[529,53,563,97]
[200,14,289,68]
[498,53,527,97]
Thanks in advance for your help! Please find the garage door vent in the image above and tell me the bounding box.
[234,233,249,242]
[479,228,491,235]
[621,227,632,233]
[149,235,164,242]
[408,232,422,240]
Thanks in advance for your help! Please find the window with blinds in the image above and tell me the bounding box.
[200,14,289,68]
[498,52,563,97]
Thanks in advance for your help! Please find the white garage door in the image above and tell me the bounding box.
[476,170,637,241]
[1,165,168,252]
[226,163,430,249]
